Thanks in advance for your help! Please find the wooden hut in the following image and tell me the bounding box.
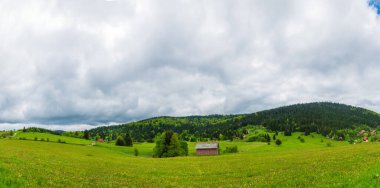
[195,142,219,156]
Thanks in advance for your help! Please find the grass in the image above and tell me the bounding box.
[0,132,379,187]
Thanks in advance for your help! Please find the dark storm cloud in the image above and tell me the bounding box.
[1,0,380,130]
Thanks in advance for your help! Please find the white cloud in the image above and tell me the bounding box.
[0,0,380,130]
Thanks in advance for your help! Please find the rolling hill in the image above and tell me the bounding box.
[89,102,380,141]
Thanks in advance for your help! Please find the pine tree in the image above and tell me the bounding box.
[115,136,126,146]
[167,133,180,157]
[83,130,89,140]
[124,132,133,147]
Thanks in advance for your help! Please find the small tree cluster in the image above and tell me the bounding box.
[153,130,188,158]
[115,132,133,147]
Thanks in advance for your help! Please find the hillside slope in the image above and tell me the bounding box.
[89,102,380,141]
[242,102,380,133]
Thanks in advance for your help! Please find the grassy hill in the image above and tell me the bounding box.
[2,102,380,187]
[88,102,380,142]
[1,132,379,187]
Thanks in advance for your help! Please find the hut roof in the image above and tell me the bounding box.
[195,142,218,149]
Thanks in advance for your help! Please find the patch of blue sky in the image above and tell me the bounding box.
[369,0,380,14]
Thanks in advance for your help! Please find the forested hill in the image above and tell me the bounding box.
[88,102,380,141]
[241,102,380,134]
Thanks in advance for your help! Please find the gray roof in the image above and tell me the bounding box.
[195,142,219,149]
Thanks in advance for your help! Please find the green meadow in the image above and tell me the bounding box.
[0,132,379,187]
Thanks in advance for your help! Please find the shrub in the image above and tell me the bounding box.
[46,138,50,142]
[40,138,45,141]
[224,145,238,153]
[34,137,38,141]
[189,137,197,142]
[134,148,139,156]
[275,139,282,146]
[247,134,268,142]
[326,142,332,147]
[300,137,305,143]
[348,138,354,144]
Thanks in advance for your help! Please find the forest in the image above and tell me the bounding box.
[85,102,380,142]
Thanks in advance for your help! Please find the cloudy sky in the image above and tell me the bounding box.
[1,0,380,130]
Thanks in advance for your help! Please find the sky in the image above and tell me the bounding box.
[1,0,380,130]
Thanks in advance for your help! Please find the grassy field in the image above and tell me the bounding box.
[0,132,379,187]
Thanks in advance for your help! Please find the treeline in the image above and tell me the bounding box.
[87,115,245,142]
[22,127,62,135]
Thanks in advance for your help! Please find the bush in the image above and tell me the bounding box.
[247,134,268,142]
[46,138,50,142]
[300,137,305,143]
[189,137,197,142]
[348,138,354,144]
[34,137,38,141]
[134,148,139,156]
[275,139,282,146]
[224,145,238,153]
[40,138,45,141]
[326,142,332,147]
